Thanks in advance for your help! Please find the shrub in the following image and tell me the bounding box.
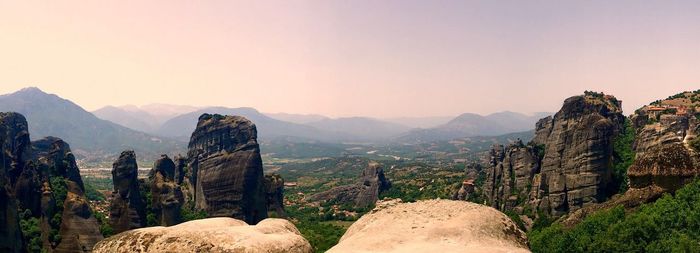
[529,179,700,253]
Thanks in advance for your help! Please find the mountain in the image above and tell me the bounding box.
[397,111,550,142]
[93,104,200,134]
[0,87,185,164]
[265,112,330,124]
[306,117,411,141]
[158,107,350,142]
[383,116,454,129]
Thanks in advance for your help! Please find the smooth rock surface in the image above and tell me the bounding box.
[327,199,530,253]
[93,217,312,253]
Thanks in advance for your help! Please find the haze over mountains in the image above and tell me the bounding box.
[0,87,548,165]
[0,87,184,164]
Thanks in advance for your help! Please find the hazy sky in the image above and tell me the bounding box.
[1,1,699,117]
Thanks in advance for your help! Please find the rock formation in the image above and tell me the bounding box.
[93,218,312,253]
[186,114,267,224]
[2,112,103,252]
[109,150,146,233]
[310,162,391,209]
[482,141,540,211]
[149,155,184,226]
[326,199,529,253]
[263,174,286,217]
[483,92,625,217]
[628,92,700,191]
[0,112,25,253]
[32,137,104,252]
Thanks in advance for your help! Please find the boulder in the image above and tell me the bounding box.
[187,114,267,224]
[109,150,146,233]
[327,199,530,253]
[93,217,312,253]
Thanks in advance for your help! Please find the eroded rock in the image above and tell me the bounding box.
[109,150,146,233]
[187,114,267,224]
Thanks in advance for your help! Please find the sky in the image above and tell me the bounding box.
[1,0,700,118]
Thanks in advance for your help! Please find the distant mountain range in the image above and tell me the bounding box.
[0,87,185,165]
[0,87,549,165]
[157,107,352,142]
[397,111,550,143]
[93,104,200,133]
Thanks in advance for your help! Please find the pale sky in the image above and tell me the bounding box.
[1,0,699,117]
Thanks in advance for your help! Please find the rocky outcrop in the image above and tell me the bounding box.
[529,93,624,216]
[93,218,312,253]
[109,151,146,233]
[482,141,540,211]
[628,95,700,191]
[264,174,286,217]
[149,155,184,226]
[482,92,624,217]
[2,112,103,252]
[32,137,103,252]
[327,199,529,253]
[0,112,25,253]
[187,114,267,224]
[310,162,391,209]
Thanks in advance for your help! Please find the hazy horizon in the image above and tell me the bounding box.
[2,1,700,117]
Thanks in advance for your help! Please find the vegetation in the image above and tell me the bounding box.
[287,205,347,253]
[610,119,635,195]
[49,176,68,245]
[94,212,114,237]
[19,209,43,253]
[689,137,700,153]
[530,179,700,253]
[84,182,105,201]
[180,201,208,222]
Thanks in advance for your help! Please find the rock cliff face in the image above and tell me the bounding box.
[263,174,286,217]
[110,151,146,233]
[327,199,529,253]
[0,112,25,253]
[32,137,103,252]
[310,162,391,208]
[483,92,624,217]
[482,141,540,211]
[628,92,700,191]
[187,114,267,224]
[93,218,312,253]
[2,112,103,252]
[149,155,184,226]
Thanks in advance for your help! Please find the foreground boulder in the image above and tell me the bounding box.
[93,217,312,253]
[187,114,267,224]
[327,199,529,253]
